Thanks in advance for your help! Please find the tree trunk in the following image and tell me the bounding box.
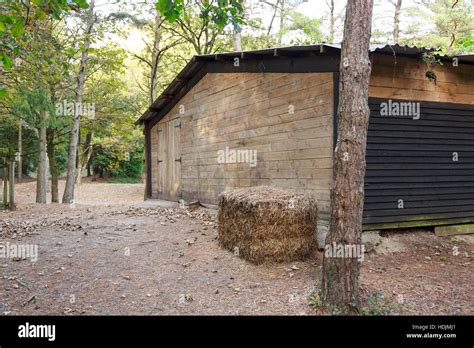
[8,161,14,210]
[46,129,59,203]
[267,0,279,36]
[150,10,163,103]
[62,0,96,204]
[448,33,456,55]
[82,131,94,177]
[87,162,92,177]
[75,126,94,186]
[232,1,244,51]
[328,0,335,43]
[76,132,83,185]
[392,0,402,43]
[3,160,8,209]
[18,121,22,182]
[36,119,48,204]
[232,27,242,51]
[278,0,285,45]
[322,0,373,313]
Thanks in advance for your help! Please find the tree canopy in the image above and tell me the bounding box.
[0,0,471,188]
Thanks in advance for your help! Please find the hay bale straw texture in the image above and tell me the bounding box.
[217,186,318,264]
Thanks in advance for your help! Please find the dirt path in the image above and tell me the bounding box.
[0,182,472,315]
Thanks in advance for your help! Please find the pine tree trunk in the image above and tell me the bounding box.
[150,10,163,103]
[36,119,48,204]
[328,0,335,43]
[18,121,22,182]
[322,0,374,313]
[62,0,95,203]
[278,0,285,45]
[448,34,455,55]
[393,0,402,43]
[46,129,59,203]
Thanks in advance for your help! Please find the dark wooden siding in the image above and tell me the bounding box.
[363,98,474,230]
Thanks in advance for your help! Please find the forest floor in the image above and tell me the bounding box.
[0,180,473,315]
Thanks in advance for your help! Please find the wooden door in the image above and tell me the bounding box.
[157,119,181,201]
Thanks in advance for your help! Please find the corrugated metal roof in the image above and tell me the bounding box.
[138,44,473,124]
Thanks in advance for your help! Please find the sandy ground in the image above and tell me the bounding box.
[0,180,472,315]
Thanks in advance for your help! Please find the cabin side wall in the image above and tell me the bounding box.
[365,56,474,229]
[369,54,474,104]
[150,72,334,215]
[147,53,474,229]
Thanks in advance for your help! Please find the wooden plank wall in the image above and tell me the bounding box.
[151,72,334,214]
[149,53,473,226]
[369,54,474,104]
[365,55,474,229]
[365,100,474,229]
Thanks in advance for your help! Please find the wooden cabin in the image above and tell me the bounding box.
[138,44,474,230]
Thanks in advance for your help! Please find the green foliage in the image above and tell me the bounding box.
[308,290,352,315]
[92,137,144,181]
[0,118,20,159]
[0,115,38,174]
[0,86,7,98]
[241,34,278,50]
[82,44,145,181]
[2,0,470,192]
[199,0,245,30]
[109,146,144,179]
[309,289,405,315]
[156,0,184,22]
[0,0,89,96]
[422,52,444,83]
[175,2,233,54]
[156,0,245,30]
[308,290,324,307]
[31,0,89,19]
[0,0,147,184]
[358,292,405,316]
[283,10,323,45]
[456,36,474,53]
[11,89,54,128]
[402,0,474,54]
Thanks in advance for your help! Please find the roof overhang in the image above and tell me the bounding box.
[137,44,474,126]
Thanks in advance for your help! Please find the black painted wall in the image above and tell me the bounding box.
[363,98,474,229]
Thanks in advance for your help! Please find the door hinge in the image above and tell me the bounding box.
[175,157,182,163]
[175,122,181,129]
[157,159,163,164]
